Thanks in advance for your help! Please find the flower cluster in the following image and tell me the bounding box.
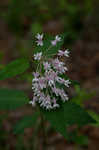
[29,34,71,110]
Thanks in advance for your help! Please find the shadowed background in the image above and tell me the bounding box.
[0,0,99,149]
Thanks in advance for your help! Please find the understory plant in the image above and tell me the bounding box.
[0,33,98,149]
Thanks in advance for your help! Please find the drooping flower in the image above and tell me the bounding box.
[36,33,43,46]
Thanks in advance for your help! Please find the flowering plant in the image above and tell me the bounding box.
[0,33,96,149]
[30,34,71,110]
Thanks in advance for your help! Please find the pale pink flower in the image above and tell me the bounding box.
[52,58,63,68]
[51,87,60,96]
[40,95,52,109]
[52,58,68,73]
[60,89,69,102]
[45,95,52,109]
[55,77,64,84]
[40,100,46,107]
[34,52,42,60]
[48,80,54,87]
[55,35,61,42]
[32,78,38,82]
[33,72,39,78]
[45,70,57,82]
[38,93,45,103]
[43,62,51,71]
[59,66,68,74]
[51,35,61,46]
[53,98,59,108]
[58,49,69,57]
[38,77,46,89]
[56,77,71,87]
[29,99,36,106]
[58,50,64,56]
[64,79,71,87]
[36,33,43,46]
[64,50,69,57]
[51,40,57,46]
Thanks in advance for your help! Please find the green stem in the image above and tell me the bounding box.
[32,120,41,150]
[40,112,47,150]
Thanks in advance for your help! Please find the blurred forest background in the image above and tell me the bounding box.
[0,0,99,150]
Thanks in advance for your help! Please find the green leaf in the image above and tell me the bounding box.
[63,102,95,126]
[70,80,80,86]
[31,22,42,34]
[0,114,8,128]
[0,58,29,80]
[72,85,95,106]
[0,89,29,110]
[73,135,88,146]
[67,129,88,145]
[88,111,99,127]
[41,101,95,139]
[13,111,39,134]
[33,34,65,58]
